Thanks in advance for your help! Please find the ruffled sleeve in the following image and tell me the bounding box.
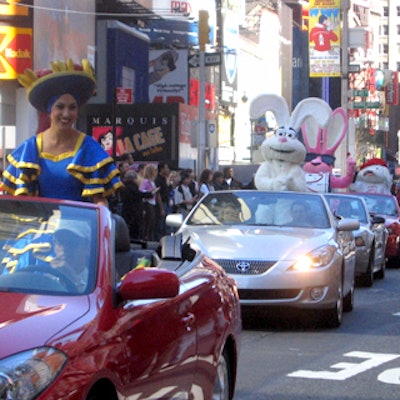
[67,134,123,197]
[1,136,41,196]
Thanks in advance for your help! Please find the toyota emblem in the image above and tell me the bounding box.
[236,261,250,273]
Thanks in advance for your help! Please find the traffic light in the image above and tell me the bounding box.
[198,10,210,51]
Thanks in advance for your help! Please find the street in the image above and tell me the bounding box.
[234,268,400,400]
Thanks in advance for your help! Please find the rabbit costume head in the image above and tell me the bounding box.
[301,107,356,189]
[250,94,332,192]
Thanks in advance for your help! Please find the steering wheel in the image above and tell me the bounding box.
[16,265,78,293]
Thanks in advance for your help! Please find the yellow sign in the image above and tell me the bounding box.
[0,27,32,79]
[0,0,28,16]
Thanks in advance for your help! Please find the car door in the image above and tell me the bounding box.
[115,277,198,399]
[370,215,388,266]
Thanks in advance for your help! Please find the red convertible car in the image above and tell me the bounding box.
[353,193,400,267]
[0,195,241,400]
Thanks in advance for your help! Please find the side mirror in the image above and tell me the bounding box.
[337,218,360,231]
[166,213,184,228]
[119,268,179,301]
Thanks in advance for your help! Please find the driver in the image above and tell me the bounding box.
[50,220,90,293]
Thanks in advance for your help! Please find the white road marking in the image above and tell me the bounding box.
[392,312,400,316]
[288,351,400,381]
[378,368,400,385]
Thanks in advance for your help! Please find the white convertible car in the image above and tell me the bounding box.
[167,190,359,328]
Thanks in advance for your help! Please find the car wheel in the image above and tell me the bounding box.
[361,250,374,287]
[321,283,343,329]
[375,257,386,280]
[343,278,354,313]
[213,347,231,400]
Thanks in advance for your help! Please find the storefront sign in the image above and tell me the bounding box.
[0,27,32,79]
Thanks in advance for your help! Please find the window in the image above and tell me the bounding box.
[384,6,388,17]
[397,62,400,71]
[383,25,389,35]
[397,6,400,16]
[383,44,389,54]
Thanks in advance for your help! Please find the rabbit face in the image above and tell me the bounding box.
[261,128,306,165]
[302,153,336,174]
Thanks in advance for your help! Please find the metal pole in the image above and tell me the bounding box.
[197,50,206,178]
[341,0,350,144]
[2,126,5,172]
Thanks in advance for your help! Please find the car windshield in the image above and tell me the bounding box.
[357,194,398,217]
[187,191,331,229]
[0,199,98,296]
[324,195,368,223]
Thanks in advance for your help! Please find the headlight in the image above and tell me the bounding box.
[0,347,67,400]
[290,245,336,271]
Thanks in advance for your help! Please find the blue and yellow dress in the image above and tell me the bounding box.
[1,132,123,201]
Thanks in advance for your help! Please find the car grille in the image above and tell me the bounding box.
[214,259,275,275]
[239,289,301,300]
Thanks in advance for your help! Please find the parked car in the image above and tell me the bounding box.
[324,193,388,286]
[351,192,400,268]
[0,195,241,400]
[167,190,360,328]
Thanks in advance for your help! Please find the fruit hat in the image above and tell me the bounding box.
[17,58,96,113]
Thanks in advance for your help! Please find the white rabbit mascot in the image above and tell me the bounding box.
[250,94,332,192]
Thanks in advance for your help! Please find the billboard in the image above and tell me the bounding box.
[149,49,188,104]
[309,0,341,77]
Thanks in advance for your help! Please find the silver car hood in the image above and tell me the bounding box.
[180,225,335,260]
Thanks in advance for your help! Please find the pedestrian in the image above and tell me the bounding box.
[222,167,243,190]
[183,168,199,197]
[121,170,157,240]
[213,171,225,191]
[198,168,215,197]
[154,161,172,240]
[168,170,180,212]
[174,170,198,217]
[120,152,135,168]
[1,58,122,206]
[140,164,160,241]
[136,163,146,188]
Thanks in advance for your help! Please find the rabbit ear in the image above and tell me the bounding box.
[322,107,348,154]
[290,98,332,132]
[249,94,290,126]
[301,118,322,152]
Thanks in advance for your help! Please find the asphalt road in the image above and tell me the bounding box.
[234,267,400,400]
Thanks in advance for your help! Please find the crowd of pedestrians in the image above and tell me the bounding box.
[115,155,248,243]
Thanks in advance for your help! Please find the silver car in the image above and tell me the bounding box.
[324,193,388,287]
[167,190,359,328]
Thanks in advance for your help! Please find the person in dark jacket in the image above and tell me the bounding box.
[222,167,243,190]
[121,170,158,240]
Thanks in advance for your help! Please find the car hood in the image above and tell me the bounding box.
[181,225,335,260]
[0,292,90,358]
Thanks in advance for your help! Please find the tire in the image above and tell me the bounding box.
[321,283,343,329]
[343,278,354,313]
[213,347,231,400]
[375,257,386,280]
[361,249,374,287]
